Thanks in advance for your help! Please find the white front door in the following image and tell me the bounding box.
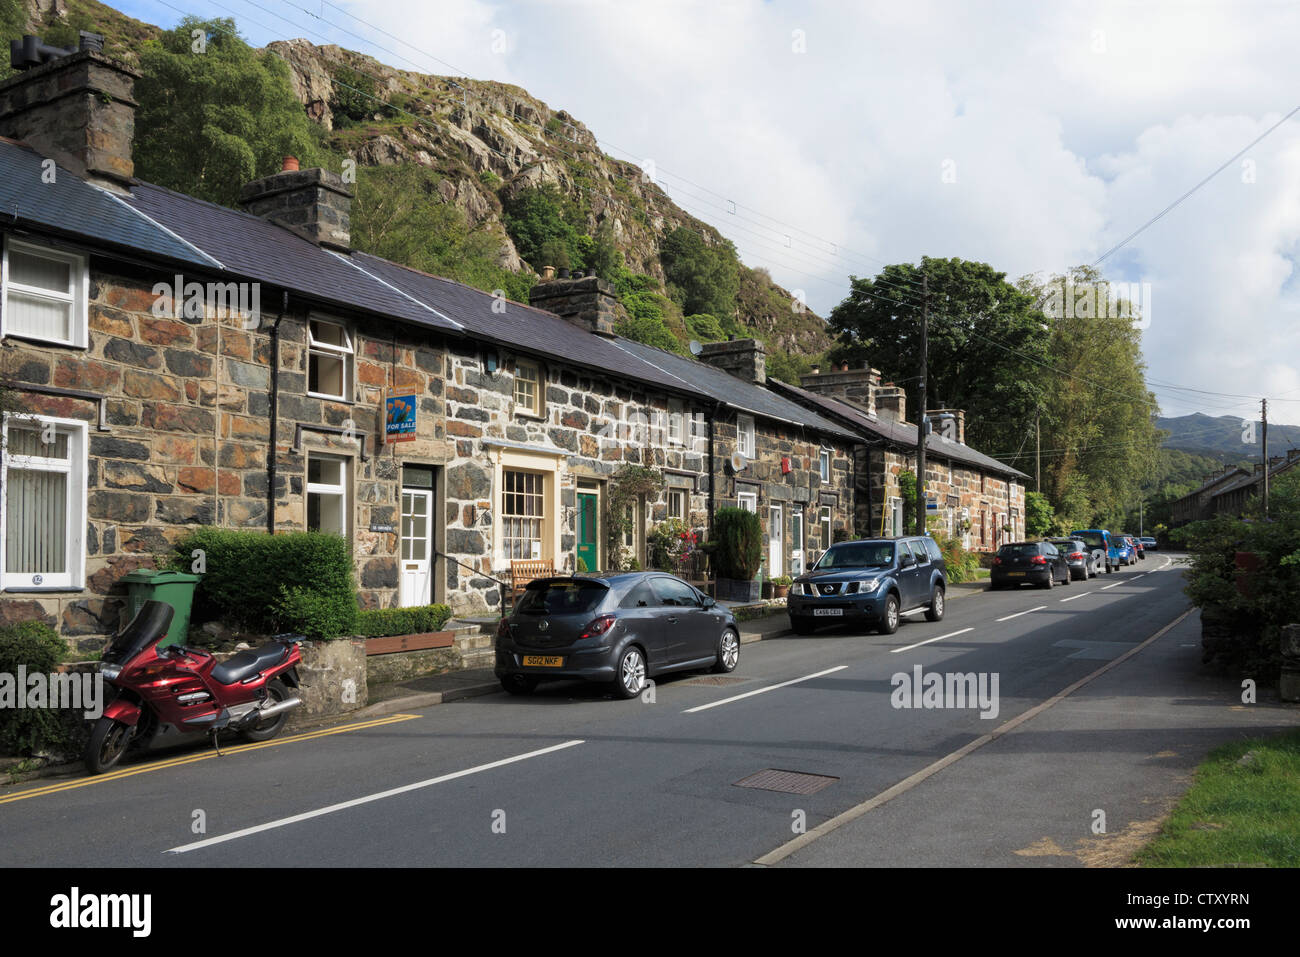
[769,504,783,578]
[400,488,433,607]
[791,510,805,575]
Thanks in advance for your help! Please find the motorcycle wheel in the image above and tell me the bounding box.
[85,717,131,775]
[239,679,292,743]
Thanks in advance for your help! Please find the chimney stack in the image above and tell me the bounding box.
[0,36,139,193]
[528,274,623,337]
[800,361,880,416]
[699,338,766,384]
[874,383,906,424]
[239,161,353,250]
[926,408,966,444]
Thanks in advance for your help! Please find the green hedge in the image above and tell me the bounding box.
[169,529,358,639]
[356,605,453,638]
[0,621,80,757]
[714,507,763,580]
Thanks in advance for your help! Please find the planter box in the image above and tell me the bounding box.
[364,631,455,656]
[718,578,761,602]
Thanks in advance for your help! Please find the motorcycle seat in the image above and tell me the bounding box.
[211,643,289,685]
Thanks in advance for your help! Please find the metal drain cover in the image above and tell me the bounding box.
[733,769,839,795]
[682,675,749,686]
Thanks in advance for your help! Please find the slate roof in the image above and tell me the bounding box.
[1210,456,1300,499]
[768,379,1030,479]
[611,338,859,443]
[0,138,216,268]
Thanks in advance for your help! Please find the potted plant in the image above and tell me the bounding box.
[713,507,763,602]
[770,575,792,599]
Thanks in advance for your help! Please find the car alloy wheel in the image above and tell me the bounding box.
[713,629,740,673]
[878,595,900,635]
[614,647,646,699]
[925,586,944,622]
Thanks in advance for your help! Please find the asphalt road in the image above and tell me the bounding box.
[2,555,1200,867]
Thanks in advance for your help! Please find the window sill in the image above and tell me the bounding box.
[307,391,354,405]
[1,331,87,350]
[3,584,85,593]
[514,409,546,422]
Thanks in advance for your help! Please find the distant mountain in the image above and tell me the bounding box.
[1155,413,1300,461]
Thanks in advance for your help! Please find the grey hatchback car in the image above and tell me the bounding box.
[495,573,740,699]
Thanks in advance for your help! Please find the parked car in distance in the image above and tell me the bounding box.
[788,536,947,636]
[1114,537,1136,566]
[1123,535,1145,560]
[1140,536,1158,551]
[495,573,739,700]
[990,541,1071,589]
[1047,537,1100,580]
[1070,529,1116,573]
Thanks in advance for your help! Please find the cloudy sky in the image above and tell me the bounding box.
[120,0,1300,426]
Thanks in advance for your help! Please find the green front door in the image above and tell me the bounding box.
[577,492,599,573]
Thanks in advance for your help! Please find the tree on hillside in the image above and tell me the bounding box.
[660,226,740,319]
[828,256,1051,454]
[134,17,326,207]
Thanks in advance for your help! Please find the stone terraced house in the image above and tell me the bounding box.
[772,366,1028,550]
[0,40,865,646]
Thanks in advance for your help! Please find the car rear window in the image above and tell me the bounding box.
[998,543,1042,557]
[517,581,607,615]
[1073,531,1106,548]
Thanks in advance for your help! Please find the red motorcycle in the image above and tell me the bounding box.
[86,600,305,774]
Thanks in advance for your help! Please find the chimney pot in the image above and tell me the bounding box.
[541,265,556,280]
[558,267,570,279]
[282,155,299,171]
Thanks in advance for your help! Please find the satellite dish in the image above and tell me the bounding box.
[730,452,747,473]
[688,340,703,356]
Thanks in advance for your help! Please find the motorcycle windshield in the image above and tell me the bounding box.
[101,601,175,664]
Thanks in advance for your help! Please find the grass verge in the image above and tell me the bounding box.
[1137,728,1300,867]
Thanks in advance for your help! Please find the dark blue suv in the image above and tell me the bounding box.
[788,536,947,635]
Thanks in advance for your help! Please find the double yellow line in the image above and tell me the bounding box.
[0,713,420,806]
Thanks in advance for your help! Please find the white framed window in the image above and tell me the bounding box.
[503,469,546,559]
[2,414,88,590]
[737,489,758,513]
[1,238,88,348]
[667,400,684,446]
[736,414,755,458]
[307,318,354,400]
[514,360,542,416]
[667,488,687,522]
[819,448,831,483]
[307,453,349,536]
[820,505,832,548]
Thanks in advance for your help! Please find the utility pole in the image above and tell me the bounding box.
[1262,398,1270,518]
[1139,499,1144,536]
[916,270,928,536]
[1035,411,1041,493]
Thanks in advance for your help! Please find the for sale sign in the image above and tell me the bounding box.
[385,391,417,443]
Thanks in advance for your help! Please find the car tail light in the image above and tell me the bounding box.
[1069,552,1084,560]
[1031,556,1048,564]
[579,615,617,640]
[993,557,1002,565]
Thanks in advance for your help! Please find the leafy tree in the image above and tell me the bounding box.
[500,185,590,271]
[684,314,725,342]
[351,164,533,303]
[0,0,25,81]
[829,256,1051,455]
[1024,491,1056,537]
[134,17,327,207]
[330,64,378,126]
[660,226,740,318]
[765,349,811,385]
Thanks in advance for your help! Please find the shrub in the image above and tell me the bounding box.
[647,518,690,570]
[714,507,763,580]
[0,621,79,757]
[168,529,357,637]
[355,605,453,638]
[932,534,981,583]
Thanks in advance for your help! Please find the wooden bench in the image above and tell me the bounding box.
[509,558,556,605]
